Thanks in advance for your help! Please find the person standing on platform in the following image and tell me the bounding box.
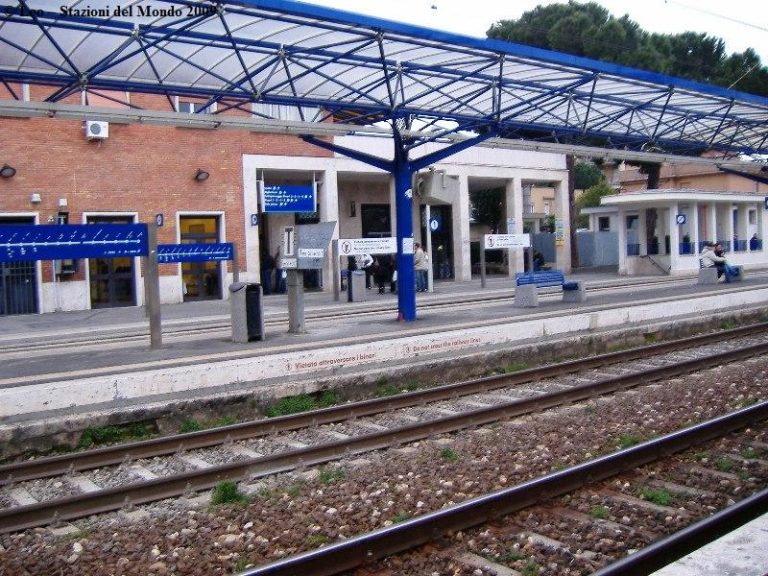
[750,233,761,251]
[373,256,393,294]
[273,249,286,294]
[260,248,274,295]
[414,242,429,292]
[357,253,374,289]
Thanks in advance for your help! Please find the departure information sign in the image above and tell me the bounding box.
[157,242,233,263]
[0,224,148,262]
[262,184,315,213]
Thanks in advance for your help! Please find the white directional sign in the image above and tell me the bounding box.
[298,248,324,258]
[282,226,296,257]
[281,257,298,269]
[337,237,397,255]
[483,233,531,249]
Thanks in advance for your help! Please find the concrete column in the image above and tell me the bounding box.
[758,201,766,252]
[454,174,472,281]
[736,204,748,251]
[638,209,648,255]
[553,179,572,273]
[725,203,735,251]
[691,202,700,252]
[242,164,261,284]
[668,203,680,272]
[617,207,627,275]
[707,203,717,244]
[319,168,339,292]
[505,177,524,275]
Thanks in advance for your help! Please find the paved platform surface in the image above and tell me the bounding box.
[2,269,766,377]
[651,512,768,576]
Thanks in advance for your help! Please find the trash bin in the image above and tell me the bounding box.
[229,282,264,343]
[347,270,367,302]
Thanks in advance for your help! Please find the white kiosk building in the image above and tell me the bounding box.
[601,189,766,276]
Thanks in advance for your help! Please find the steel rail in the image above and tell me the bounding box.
[2,322,766,485]
[592,487,768,576]
[0,338,766,534]
[238,402,768,576]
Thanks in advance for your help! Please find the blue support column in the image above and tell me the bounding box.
[393,150,416,321]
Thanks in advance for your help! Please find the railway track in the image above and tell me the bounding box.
[244,405,768,576]
[1,324,766,536]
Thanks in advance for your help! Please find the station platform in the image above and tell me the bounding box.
[651,511,768,576]
[1,269,768,431]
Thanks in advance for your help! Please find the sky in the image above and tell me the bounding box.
[300,0,768,63]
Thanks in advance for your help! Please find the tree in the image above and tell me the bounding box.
[574,161,603,190]
[487,1,768,97]
[470,189,503,232]
[575,181,616,228]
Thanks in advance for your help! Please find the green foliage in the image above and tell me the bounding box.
[715,457,734,472]
[77,423,153,449]
[375,384,400,397]
[265,391,339,417]
[391,513,411,524]
[305,534,328,547]
[740,447,758,460]
[178,419,203,434]
[502,362,529,373]
[617,433,641,449]
[178,416,237,434]
[439,447,459,461]
[470,189,504,232]
[575,181,616,228]
[641,488,673,506]
[494,549,524,563]
[318,467,346,485]
[574,162,604,190]
[487,2,767,97]
[210,481,248,506]
[521,560,541,576]
[590,505,609,519]
[375,381,418,397]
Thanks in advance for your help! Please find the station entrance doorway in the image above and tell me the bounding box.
[0,216,37,315]
[180,215,222,301]
[87,215,137,308]
[421,205,454,279]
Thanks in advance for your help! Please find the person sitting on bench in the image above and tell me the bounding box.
[700,242,740,283]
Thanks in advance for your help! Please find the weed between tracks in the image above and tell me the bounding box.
[210,481,249,506]
[264,390,340,417]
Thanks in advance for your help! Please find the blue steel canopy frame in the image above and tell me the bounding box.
[1,0,768,320]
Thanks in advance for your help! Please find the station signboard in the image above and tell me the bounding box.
[296,221,337,270]
[157,242,233,263]
[483,233,531,250]
[0,223,148,262]
[261,184,315,213]
[337,237,397,256]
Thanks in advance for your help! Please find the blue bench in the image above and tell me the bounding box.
[514,270,585,307]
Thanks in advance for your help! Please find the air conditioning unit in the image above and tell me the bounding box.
[85,120,109,140]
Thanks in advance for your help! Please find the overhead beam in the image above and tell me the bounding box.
[0,99,763,169]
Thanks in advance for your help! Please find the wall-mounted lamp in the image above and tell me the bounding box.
[194,168,210,182]
[0,164,16,178]
[30,192,41,204]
